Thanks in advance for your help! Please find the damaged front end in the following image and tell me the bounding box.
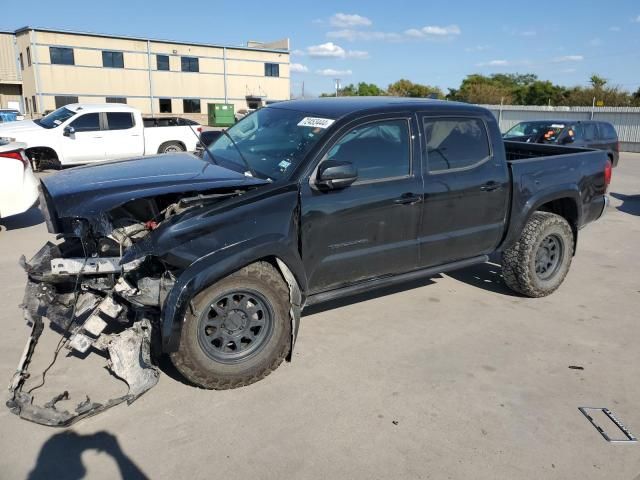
[8,229,170,426]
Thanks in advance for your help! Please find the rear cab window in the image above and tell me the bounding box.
[106,112,135,130]
[598,122,617,140]
[422,117,491,172]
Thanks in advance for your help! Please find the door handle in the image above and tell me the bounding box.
[394,193,421,205]
[480,181,501,192]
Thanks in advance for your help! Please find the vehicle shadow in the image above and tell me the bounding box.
[0,204,43,231]
[27,431,148,480]
[610,192,640,216]
[446,261,520,297]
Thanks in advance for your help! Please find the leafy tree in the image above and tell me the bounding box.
[589,75,607,89]
[387,79,443,98]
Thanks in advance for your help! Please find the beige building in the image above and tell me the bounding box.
[1,27,290,122]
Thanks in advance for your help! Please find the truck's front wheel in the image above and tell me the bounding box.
[170,262,291,389]
[502,212,574,297]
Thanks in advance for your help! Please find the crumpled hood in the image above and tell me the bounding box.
[0,120,43,137]
[41,152,268,225]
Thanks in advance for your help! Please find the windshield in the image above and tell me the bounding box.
[504,121,566,142]
[206,107,332,181]
[37,107,76,129]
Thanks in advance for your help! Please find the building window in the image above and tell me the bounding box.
[55,95,79,109]
[106,112,135,130]
[265,63,279,77]
[24,97,29,113]
[183,99,201,113]
[157,55,170,71]
[106,97,127,104]
[19,53,24,70]
[32,95,37,113]
[102,51,124,68]
[50,47,75,65]
[26,47,31,67]
[181,56,199,72]
[159,98,172,113]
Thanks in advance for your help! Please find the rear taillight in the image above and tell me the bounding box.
[604,159,612,191]
[0,149,28,168]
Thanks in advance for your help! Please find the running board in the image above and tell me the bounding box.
[305,255,489,307]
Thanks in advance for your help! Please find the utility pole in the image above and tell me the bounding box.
[301,81,305,99]
[334,78,341,97]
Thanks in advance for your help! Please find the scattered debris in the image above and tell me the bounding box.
[579,407,637,443]
[568,365,584,370]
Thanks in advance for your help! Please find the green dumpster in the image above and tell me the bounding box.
[208,103,235,127]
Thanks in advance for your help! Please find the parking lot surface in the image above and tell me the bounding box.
[1,154,639,479]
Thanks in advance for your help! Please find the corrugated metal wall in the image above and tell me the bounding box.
[481,104,640,153]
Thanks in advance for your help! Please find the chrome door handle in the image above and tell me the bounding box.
[394,193,421,205]
[480,182,501,192]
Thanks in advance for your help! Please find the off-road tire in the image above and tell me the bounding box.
[502,212,574,297]
[158,141,185,154]
[170,262,291,389]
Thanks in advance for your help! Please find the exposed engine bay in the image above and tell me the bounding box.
[7,186,252,426]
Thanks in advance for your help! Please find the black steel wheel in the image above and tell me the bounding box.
[171,262,291,390]
[197,290,274,364]
[534,234,564,280]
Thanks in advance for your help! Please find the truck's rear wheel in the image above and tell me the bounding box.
[158,141,185,154]
[170,262,291,389]
[502,212,574,297]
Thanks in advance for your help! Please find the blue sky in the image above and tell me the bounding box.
[2,0,639,97]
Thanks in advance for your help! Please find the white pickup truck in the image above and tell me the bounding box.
[0,103,201,170]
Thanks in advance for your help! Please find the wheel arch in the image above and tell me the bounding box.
[160,241,307,355]
[24,146,61,168]
[157,140,186,154]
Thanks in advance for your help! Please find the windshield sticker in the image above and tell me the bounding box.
[278,159,292,170]
[53,120,62,125]
[550,124,565,128]
[298,117,335,129]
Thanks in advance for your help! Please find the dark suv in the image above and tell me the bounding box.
[504,120,619,166]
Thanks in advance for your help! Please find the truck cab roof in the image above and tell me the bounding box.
[268,97,488,119]
[63,103,138,114]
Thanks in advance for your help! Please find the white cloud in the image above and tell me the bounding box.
[609,26,621,32]
[465,45,490,52]
[346,50,370,59]
[477,59,510,67]
[305,42,369,59]
[291,49,306,56]
[520,30,537,36]
[307,42,346,58]
[404,24,461,37]
[330,13,372,28]
[553,55,583,62]
[327,29,402,41]
[290,63,309,73]
[589,38,603,47]
[316,68,353,77]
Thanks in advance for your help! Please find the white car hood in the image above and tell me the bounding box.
[0,120,46,137]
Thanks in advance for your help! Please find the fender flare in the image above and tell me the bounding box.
[501,185,581,251]
[160,237,307,355]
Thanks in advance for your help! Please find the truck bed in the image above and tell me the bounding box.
[500,140,609,250]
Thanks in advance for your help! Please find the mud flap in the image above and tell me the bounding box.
[275,259,302,362]
[6,319,159,427]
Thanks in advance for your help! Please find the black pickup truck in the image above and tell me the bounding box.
[9,98,611,426]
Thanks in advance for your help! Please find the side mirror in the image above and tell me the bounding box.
[63,126,75,137]
[316,160,358,190]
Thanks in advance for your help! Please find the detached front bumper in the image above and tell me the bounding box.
[6,243,161,427]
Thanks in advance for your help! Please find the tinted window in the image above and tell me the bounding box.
[159,98,172,113]
[583,123,597,141]
[181,56,199,72]
[32,95,37,113]
[183,99,201,113]
[265,63,279,77]
[54,95,79,109]
[326,119,410,181]
[102,51,124,68]
[19,53,24,70]
[424,118,490,172]
[50,47,75,65]
[599,123,617,140]
[26,47,31,66]
[156,54,170,71]
[70,113,100,132]
[106,97,127,104]
[106,112,135,130]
